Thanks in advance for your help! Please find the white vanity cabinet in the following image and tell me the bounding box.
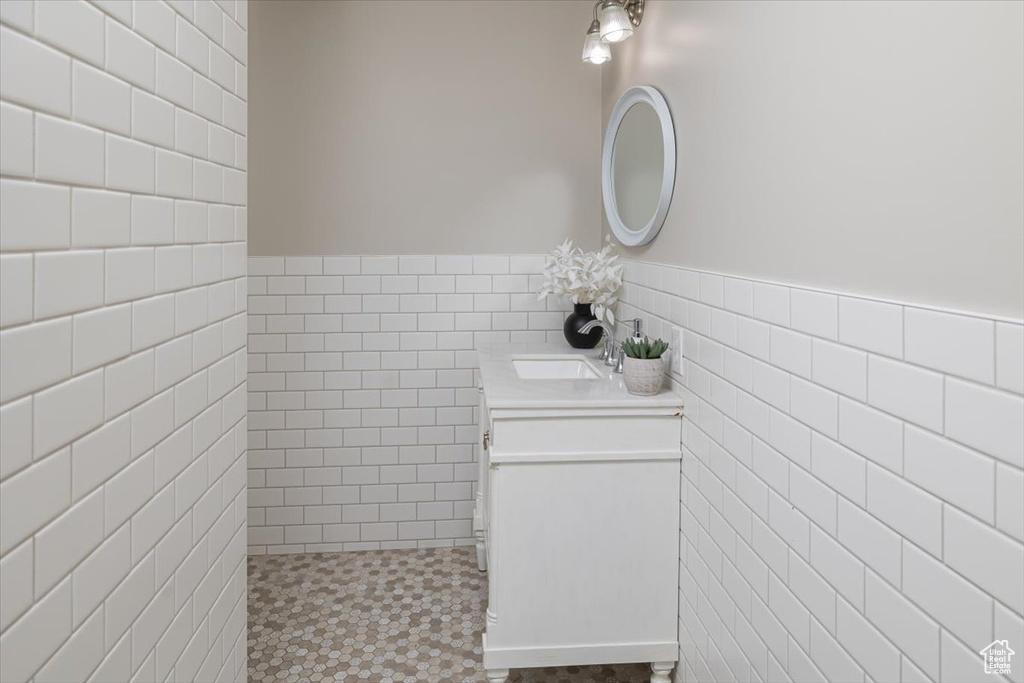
[475,345,683,683]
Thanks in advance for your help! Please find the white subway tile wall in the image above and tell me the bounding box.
[246,254,565,554]
[618,259,1024,683]
[0,1,247,681]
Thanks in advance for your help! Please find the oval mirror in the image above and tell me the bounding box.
[602,86,676,247]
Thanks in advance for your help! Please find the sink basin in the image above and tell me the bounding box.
[511,355,600,380]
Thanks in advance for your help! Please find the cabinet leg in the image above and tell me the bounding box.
[475,538,488,572]
[651,661,674,683]
[486,667,509,683]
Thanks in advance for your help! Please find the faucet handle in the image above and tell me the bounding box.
[604,337,619,367]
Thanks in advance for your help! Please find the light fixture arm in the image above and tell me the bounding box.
[624,0,644,27]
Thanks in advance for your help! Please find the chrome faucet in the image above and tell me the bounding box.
[578,320,618,368]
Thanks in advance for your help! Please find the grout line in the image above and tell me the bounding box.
[649,302,1024,520]
[623,277,1023,400]
[683,416,1008,683]
[0,344,247,489]
[625,257,1024,328]
[0,5,249,677]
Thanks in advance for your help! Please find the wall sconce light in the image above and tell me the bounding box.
[581,20,612,65]
[581,0,645,64]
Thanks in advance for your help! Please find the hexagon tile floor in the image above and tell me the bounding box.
[248,546,656,682]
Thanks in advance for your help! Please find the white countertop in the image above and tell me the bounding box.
[476,343,683,410]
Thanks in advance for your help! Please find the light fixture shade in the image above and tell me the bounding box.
[581,27,611,64]
[599,0,634,43]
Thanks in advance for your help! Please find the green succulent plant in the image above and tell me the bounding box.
[622,336,669,360]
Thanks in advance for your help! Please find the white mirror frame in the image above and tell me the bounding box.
[602,85,676,247]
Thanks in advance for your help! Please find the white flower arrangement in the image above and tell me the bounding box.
[537,238,624,323]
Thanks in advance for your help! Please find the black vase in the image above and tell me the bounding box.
[563,303,603,349]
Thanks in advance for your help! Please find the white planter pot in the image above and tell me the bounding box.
[623,356,665,396]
